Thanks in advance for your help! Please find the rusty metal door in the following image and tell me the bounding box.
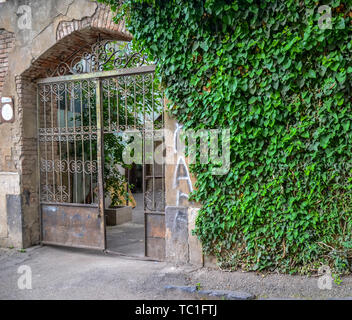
[100,71,166,259]
[37,78,106,249]
[37,40,165,256]
[143,114,166,260]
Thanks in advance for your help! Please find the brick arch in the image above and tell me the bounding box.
[16,4,132,248]
[22,4,131,80]
[56,3,130,41]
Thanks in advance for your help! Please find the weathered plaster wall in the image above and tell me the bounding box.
[164,112,203,266]
[0,0,130,248]
[0,173,20,239]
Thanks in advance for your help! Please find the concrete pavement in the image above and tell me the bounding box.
[1,245,352,300]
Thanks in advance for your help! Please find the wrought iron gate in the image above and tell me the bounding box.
[37,40,165,257]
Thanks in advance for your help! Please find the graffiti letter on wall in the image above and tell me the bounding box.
[173,156,193,193]
[173,122,194,206]
[176,190,189,206]
[174,123,185,154]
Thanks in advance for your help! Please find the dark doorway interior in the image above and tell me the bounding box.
[129,164,143,193]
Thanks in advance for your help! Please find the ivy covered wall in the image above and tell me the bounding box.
[101,0,352,274]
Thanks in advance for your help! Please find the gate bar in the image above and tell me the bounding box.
[96,78,107,250]
[37,65,156,84]
[36,84,43,242]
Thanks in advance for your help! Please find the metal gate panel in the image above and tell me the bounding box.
[37,39,165,256]
[99,70,166,259]
[38,77,105,250]
[145,212,165,259]
[144,124,166,259]
[41,204,104,249]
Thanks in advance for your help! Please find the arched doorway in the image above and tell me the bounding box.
[36,39,166,259]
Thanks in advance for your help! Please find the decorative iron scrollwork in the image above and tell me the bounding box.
[41,159,98,174]
[41,185,69,203]
[47,40,153,77]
